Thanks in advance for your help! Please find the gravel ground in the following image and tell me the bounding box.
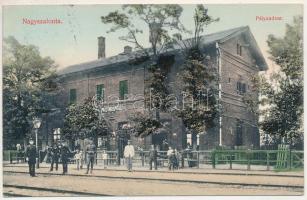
[3,186,79,197]
[3,172,304,196]
[4,162,304,176]
[3,165,304,187]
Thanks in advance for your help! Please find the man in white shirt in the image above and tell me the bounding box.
[124,140,135,172]
[167,147,173,157]
[167,147,173,169]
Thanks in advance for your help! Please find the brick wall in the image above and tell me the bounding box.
[56,34,261,150]
[219,34,260,148]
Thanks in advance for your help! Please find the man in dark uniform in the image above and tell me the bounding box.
[60,143,71,175]
[50,144,60,171]
[149,145,158,170]
[26,139,37,177]
[85,140,96,174]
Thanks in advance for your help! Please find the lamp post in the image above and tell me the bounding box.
[33,117,42,168]
[172,132,177,148]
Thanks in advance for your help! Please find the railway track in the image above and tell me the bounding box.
[3,184,111,197]
[4,164,304,178]
[4,170,304,191]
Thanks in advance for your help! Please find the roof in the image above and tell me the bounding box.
[57,26,267,75]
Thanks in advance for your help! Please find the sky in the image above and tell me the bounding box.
[3,4,303,73]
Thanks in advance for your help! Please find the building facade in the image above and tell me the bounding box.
[43,26,267,151]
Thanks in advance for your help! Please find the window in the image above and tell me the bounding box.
[236,43,242,56]
[236,82,246,95]
[69,89,77,104]
[96,84,105,101]
[119,80,128,100]
[53,128,61,142]
[243,83,247,93]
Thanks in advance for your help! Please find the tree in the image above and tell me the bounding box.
[245,16,303,148]
[129,112,162,138]
[3,36,58,147]
[101,5,187,57]
[175,49,219,133]
[101,4,187,137]
[62,97,112,141]
[101,5,219,138]
[173,5,219,133]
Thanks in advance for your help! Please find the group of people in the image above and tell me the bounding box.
[125,142,181,172]
[25,138,191,177]
[47,142,72,174]
[25,139,97,177]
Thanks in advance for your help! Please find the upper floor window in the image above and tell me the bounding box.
[236,43,242,56]
[237,81,246,95]
[69,88,77,104]
[96,84,105,101]
[119,80,128,100]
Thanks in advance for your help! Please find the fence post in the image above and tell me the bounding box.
[9,151,12,164]
[287,149,291,169]
[290,151,294,169]
[96,153,98,165]
[141,151,145,167]
[247,149,251,171]
[266,151,270,171]
[197,152,200,168]
[181,151,185,168]
[117,150,120,166]
[212,150,216,169]
[229,152,232,170]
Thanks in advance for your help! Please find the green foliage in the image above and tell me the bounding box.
[62,98,111,140]
[267,16,303,81]
[173,6,219,134]
[176,48,219,133]
[145,54,175,111]
[101,5,187,137]
[246,16,303,147]
[102,5,219,137]
[129,112,162,137]
[192,5,219,47]
[3,36,58,145]
[101,4,187,56]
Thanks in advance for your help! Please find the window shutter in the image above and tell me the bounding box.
[237,82,242,94]
[237,44,240,55]
[96,84,104,101]
[119,80,128,100]
[69,89,77,104]
[242,83,246,93]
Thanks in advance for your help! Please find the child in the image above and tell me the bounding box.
[74,150,83,170]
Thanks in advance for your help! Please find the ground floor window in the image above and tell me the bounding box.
[53,128,61,143]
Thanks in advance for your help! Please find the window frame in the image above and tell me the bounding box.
[236,81,247,95]
[96,84,105,101]
[237,43,242,56]
[119,80,128,100]
[69,88,77,104]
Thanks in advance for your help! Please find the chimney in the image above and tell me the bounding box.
[124,46,132,54]
[98,36,105,59]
